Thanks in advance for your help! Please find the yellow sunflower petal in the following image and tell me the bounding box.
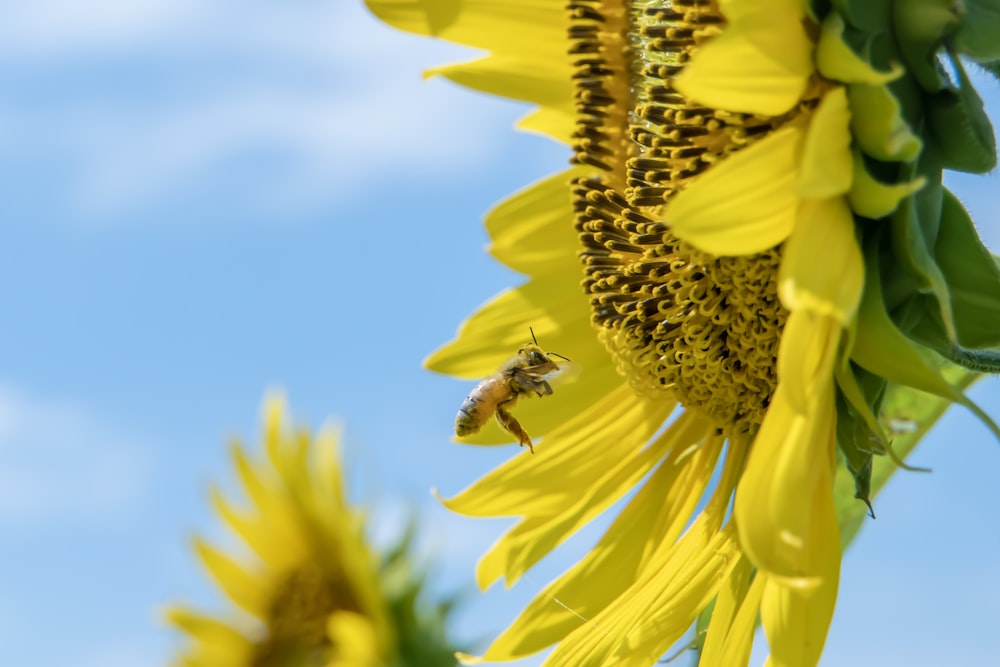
[193,538,270,617]
[485,168,586,275]
[476,414,686,588]
[515,106,575,143]
[365,0,565,59]
[327,611,381,667]
[163,607,252,667]
[674,0,812,116]
[797,87,853,199]
[701,566,766,667]
[664,125,802,255]
[428,55,573,117]
[760,477,840,667]
[548,523,741,666]
[442,383,673,520]
[734,311,839,581]
[210,486,301,572]
[425,280,599,379]
[480,418,719,660]
[779,197,864,323]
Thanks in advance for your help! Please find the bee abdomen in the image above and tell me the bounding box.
[455,395,484,436]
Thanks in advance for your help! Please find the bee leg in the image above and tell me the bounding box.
[511,376,553,397]
[495,401,534,454]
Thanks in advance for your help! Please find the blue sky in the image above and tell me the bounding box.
[0,2,998,666]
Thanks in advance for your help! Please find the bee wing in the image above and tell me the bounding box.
[548,360,580,385]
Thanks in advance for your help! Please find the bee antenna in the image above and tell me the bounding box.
[548,352,571,362]
[530,326,539,346]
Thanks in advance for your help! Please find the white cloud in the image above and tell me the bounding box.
[0,384,152,523]
[0,0,200,60]
[0,0,524,221]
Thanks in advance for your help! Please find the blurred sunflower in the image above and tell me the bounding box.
[165,395,458,667]
[368,0,1000,665]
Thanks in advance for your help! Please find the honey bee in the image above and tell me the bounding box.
[455,328,569,454]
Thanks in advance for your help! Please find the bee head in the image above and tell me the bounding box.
[518,343,551,367]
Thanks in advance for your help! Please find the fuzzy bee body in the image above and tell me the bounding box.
[454,331,567,454]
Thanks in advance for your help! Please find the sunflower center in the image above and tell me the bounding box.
[252,563,362,667]
[568,0,791,434]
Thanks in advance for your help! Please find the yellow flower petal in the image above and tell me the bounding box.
[193,538,270,617]
[760,479,840,667]
[734,311,839,580]
[515,106,575,143]
[674,0,812,116]
[480,416,719,660]
[210,487,300,572]
[477,431,669,589]
[779,197,864,323]
[163,607,252,667]
[548,523,741,666]
[485,168,586,276]
[700,558,764,667]
[664,126,802,255]
[365,0,565,59]
[425,279,597,379]
[797,87,853,199]
[327,611,381,667]
[428,55,573,119]
[442,383,673,521]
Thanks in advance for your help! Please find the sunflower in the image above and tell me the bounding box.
[367,0,1000,665]
[165,394,458,667]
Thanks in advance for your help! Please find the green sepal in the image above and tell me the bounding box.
[951,0,1000,62]
[893,189,1000,351]
[835,405,875,517]
[381,519,465,667]
[891,0,961,91]
[832,0,891,31]
[847,83,923,162]
[834,360,890,453]
[934,190,1000,347]
[851,231,1000,440]
[887,150,958,343]
[834,367,979,549]
[835,382,882,517]
[817,11,902,83]
[848,149,926,219]
[925,52,998,173]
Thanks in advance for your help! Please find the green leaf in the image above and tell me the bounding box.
[925,53,998,173]
[935,190,1000,347]
[952,0,1000,62]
